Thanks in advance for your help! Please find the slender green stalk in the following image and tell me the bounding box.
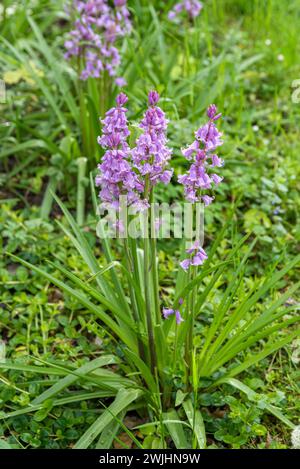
[124,237,146,362]
[39,305,47,355]
[129,238,141,291]
[149,190,168,397]
[40,175,58,219]
[184,203,199,391]
[184,269,193,390]
[128,236,145,314]
[163,323,179,408]
[191,351,199,449]
[150,190,160,324]
[76,157,87,226]
[183,202,193,384]
[186,267,197,391]
[78,56,89,158]
[144,231,157,374]
[143,177,157,374]
[99,72,109,119]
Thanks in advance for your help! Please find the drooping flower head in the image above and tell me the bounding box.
[162,297,184,324]
[132,91,173,190]
[168,1,203,22]
[64,0,131,84]
[95,93,142,208]
[163,308,184,325]
[180,240,208,271]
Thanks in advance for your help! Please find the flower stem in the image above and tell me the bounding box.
[150,190,161,324]
[184,203,198,391]
[144,178,157,374]
[76,157,87,226]
[124,237,146,362]
[78,56,89,157]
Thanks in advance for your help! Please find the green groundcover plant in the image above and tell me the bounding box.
[3,88,299,449]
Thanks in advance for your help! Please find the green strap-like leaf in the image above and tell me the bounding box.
[53,195,113,297]
[7,253,138,353]
[183,399,206,449]
[210,329,300,381]
[124,349,157,393]
[49,261,137,333]
[204,254,300,367]
[0,391,115,421]
[214,281,300,362]
[31,356,117,405]
[74,388,143,449]
[163,409,189,449]
[27,16,79,124]
[96,415,124,449]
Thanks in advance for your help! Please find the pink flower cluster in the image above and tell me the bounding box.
[95,91,173,210]
[168,0,203,21]
[178,104,224,205]
[95,93,143,209]
[178,104,224,272]
[132,91,173,189]
[64,0,131,83]
[96,97,225,320]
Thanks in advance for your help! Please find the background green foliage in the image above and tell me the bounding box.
[0,0,299,449]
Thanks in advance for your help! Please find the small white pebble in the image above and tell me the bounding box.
[94,336,103,346]
[265,39,272,46]
[277,54,284,62]
[291,426,300,449]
